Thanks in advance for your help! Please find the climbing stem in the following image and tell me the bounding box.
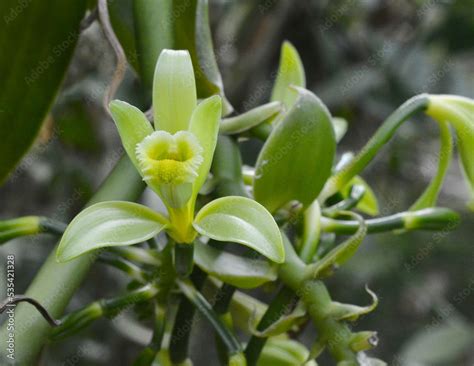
[320,95,429,202]
[0,156,145,364]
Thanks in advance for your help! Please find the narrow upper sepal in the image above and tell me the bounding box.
[153,49,197,133]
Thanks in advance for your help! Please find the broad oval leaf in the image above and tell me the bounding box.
[188,95,222,196]
[0,0,87,183]
[57,201,168,262]
[194,240,277,288]
[271,41,306,110]
[254,87,336,213]
[153,49,197,133]
[193,197,285,263]
[109,100,153,173]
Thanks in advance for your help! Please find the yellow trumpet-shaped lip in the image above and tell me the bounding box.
[136,130,203,185]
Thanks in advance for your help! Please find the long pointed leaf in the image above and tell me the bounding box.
[0,0,87,183]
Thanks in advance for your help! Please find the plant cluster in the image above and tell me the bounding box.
[1,1,473,365]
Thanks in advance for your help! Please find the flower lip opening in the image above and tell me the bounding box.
[136,130,203,186]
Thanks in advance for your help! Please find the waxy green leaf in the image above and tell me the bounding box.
[57,201,168,262]
[133,0,173,88]
[173,0,233,114]
[188,95,222,196]
[254,88,336,213]
[0,0,87,183]
[271,41,306,110]
[109,100,153,173]
[194,241,277,288]
[193,197,285,263]
[153,50,197,133]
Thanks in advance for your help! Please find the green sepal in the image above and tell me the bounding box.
[153,49,197,133]
[193,196,285,263]
[56,201,168,262]
[109,100,153,174]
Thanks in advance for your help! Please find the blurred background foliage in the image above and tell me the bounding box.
[0,0,473,364]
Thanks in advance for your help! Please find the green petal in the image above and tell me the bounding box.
[109,100,153,174]
[153,49,197,133]
[56,201,168,262]
[270,41,306,110]
[193,196,285,263]
[188,95,222,197]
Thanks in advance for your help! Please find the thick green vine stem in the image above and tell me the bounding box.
[169,268,207,364]
[321,207,460,234]
[320,94,430,202]
[0,156,145,364]
[278,236,360,363]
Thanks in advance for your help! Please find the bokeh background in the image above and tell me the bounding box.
[1,0,473,364]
